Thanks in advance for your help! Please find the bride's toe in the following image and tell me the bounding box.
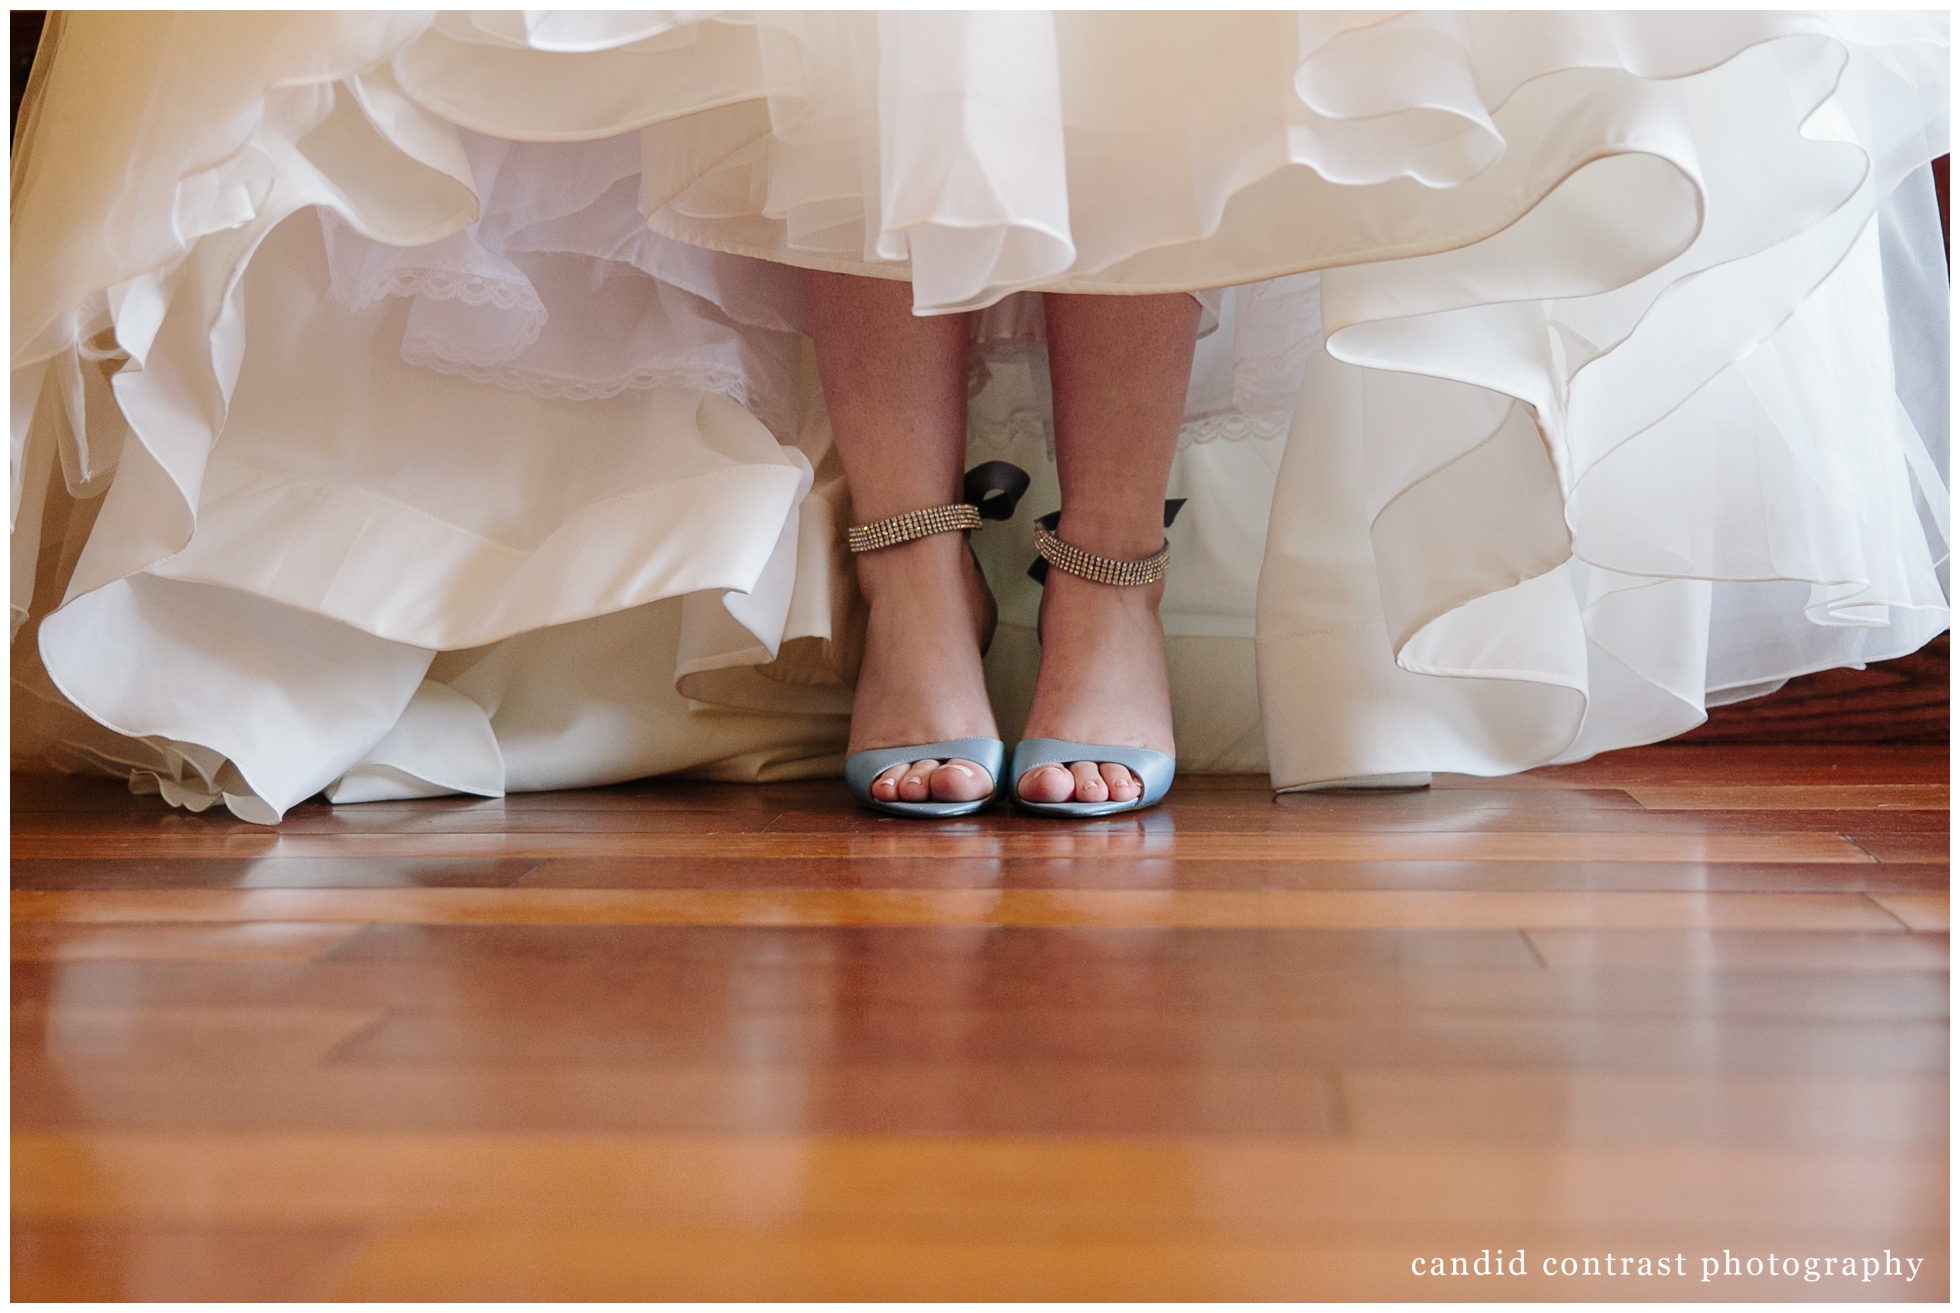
[871,762,911,802]
[1016,763,1075,804]
[1100,763,1140,802]
[899,759,944,802]
[931,759,993,803]
[1069,761,1108,803]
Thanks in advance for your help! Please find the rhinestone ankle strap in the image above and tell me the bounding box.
[846,503,983,553]
[1033,523,1170,586]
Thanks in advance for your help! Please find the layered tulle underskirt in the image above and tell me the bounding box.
[10,11,1950,822]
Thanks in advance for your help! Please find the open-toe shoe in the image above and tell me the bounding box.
[846,738,1004,818]
[1009,737,1174,818]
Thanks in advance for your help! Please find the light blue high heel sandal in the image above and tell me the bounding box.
[841,498,1006,819]
[1010,520,1177,818]
[1009,737,1175,818]
[845,737,1005,818]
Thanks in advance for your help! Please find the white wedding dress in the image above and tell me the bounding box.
[11,12,1950,823]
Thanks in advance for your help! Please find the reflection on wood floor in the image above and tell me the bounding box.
[11,744,1949,1300]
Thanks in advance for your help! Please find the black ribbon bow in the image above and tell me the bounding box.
[962,461,1031,521]
[961,461,1184,586]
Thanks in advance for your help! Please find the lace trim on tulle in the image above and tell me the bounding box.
[344,267,551,368]
[344,270,552,360]
[1177,412,1291,449]
[339,267,547,318]
[398,343,796,437]
[400,343,736,401]
[967,408,1289,460]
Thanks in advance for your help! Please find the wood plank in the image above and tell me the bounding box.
[11,1220,368,1303]
[1200,810,1951,838]
[13,955,1943,1030]
[11,921,1544,983]
[1436,744,1948,788]
[17,1005,385,1063]
[15,1133,1942,1230]
[5,774,813,816]
[1844,832,1952,864]
[9,888,1912,931]
[1625,785,1949,811]
[11,922,364,963]
[1338,1070,1950,1146]
[37,850,1679,897]
[10,809,787,837]
[16,923,1556,990]
[1525,930,1949,972]
[8,1061,1343,1137]
[315,1010,1947,1076]
[764,800,1949,836]
[1867,893,1950,933]
[511,855,1951,894]
[9,857,546,891]
[17,1004,1947,1135]
[8,830,1880,863]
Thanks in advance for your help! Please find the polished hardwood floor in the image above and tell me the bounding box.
[10,744,1949,1300]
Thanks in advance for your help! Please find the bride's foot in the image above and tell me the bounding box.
[852,533,1000,805]
[1017,565,1175,806]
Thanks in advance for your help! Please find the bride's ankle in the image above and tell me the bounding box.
[853,535,980,596]
[854,533,949,584]
[1037,567,1164,628]
[1054,510,1170,563]
[856,535,996,644]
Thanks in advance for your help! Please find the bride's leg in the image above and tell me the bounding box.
[1019,291,1199,805]
[804,270,998,804]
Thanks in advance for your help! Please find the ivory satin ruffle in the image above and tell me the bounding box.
[10,11,1950,822]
